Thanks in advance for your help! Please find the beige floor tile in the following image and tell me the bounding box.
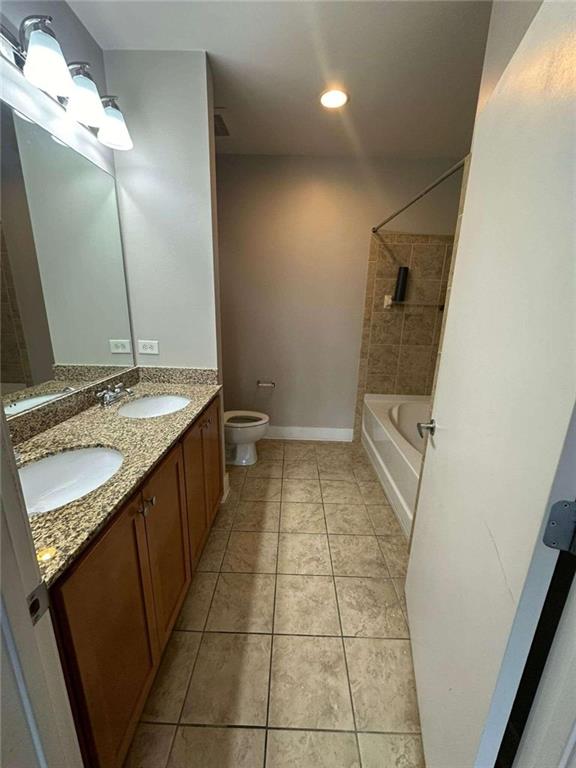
[329,535,389,578]
[366,505,403,536]
[228,471,246,490]
[257,441,285,461]
[233,501,280,531]
[280,502,326,533]
[247,460,283,478]
[282,478,322,503]
[197,530,229,572]
[316,445,353,460]
[283,459,319,479]
[378,535,409,577]
[266,730,360,768]
[284,443,316,461]
[357,733,424,768]
[219,488,240,510]
[345,638,420,732]
[212,505,236,530]
[228,465,248,475]
[142,631,201,722]
[278,533,332,575]
[125,723,176,768]
[181,633,271,726]
[358,482,388,504]
[274,575,340,635]
[269,635,354,729]
[393,577,408,616]
[206,573,275,632]
[221,532,278,573]
[324,504,374,534]
[335,577,408,638]
[321,480,363,504]
[177,572,218,630]
[352,464,379,483]
[319,467,357,482]
[241,477,282,501]
[168,726,265,768]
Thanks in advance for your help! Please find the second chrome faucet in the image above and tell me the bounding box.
[96,382,133,408]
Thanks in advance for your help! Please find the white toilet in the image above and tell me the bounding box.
[224,410,270,466]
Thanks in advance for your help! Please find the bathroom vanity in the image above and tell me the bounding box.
[37,388,224,768]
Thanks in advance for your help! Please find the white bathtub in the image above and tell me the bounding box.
[362,394,430,535]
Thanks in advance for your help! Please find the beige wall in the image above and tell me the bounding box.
[476,0,542,113]
[105,51,220,369]
[218,155,461,435]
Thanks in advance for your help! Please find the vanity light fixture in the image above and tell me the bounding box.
[97,96,133,151]
[66,62,106,127]
[320,89,349,109]
[19,16,74,99]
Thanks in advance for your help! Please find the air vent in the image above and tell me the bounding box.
[214,113,230,137]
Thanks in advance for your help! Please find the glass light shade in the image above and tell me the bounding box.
[320,89,349,109]
[98,104,133,151]
[23,28,74,98]
[67,73,106,127]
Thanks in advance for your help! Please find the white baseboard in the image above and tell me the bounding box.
[265,426,354,442]
[221,472,231,503]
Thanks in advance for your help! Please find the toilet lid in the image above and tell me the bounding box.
[224,410,269,427]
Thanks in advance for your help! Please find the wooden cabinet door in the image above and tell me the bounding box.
[143,445,191,650]
[182,418,208,567]
[202,396,223,524]
[51,495,158,768]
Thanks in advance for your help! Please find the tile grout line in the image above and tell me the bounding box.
[139,720,421,736]
[320,485,364,768]
[262,446,283,767]
[166,468,245,763]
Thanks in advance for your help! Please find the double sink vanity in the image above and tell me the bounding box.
[15,378,224,768]
[1,69,224,768]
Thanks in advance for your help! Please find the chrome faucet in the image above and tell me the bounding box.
[96,382,133,407]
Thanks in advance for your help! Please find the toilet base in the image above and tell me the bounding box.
[230,442,258,466]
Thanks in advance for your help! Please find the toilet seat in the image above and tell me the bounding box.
[224,410,269,428]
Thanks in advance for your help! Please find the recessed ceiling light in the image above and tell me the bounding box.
[320,89,348,109]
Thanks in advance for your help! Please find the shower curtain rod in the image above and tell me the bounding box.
[371,157,466,234]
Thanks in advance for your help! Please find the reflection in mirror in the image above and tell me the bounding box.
[1,102,134,417]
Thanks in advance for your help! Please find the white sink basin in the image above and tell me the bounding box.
[118,395,191,419]
[19,447,124,517]
[5,391,72,417]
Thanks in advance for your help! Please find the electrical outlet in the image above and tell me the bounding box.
[109,339,132,354]
[138,340,159,355]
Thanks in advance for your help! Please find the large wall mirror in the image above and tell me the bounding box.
[1,101,134,418]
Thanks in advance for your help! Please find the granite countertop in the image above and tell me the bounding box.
[19,382,221,586]
[3,379,81,408]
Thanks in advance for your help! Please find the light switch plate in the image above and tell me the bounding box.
[109,339,132,354]
[138,340,159,355]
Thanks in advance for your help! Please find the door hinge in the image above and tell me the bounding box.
[543,500,576,556]
[27,582,49,625]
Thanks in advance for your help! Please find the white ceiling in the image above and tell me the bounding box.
[70,1,492,158]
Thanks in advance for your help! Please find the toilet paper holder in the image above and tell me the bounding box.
[257,380,276,388]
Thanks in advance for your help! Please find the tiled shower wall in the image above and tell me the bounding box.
[354,231,454,438]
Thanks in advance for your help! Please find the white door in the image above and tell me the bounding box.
[1,418,83,768]
[406,3,576,767]
[512,410,576,768]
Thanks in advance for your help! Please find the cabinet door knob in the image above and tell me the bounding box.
[139,505,148,517]
[144,496,157,510]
